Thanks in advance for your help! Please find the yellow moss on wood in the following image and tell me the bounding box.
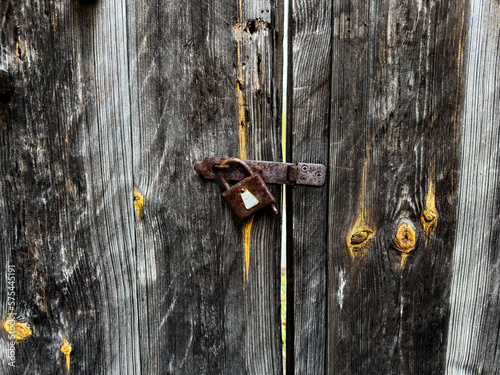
[3,314,32,341]
[61,339,72,372]
[242,214,255,282]
[347,158,375,258]
[421,180,438,241]
[134,187,144,221]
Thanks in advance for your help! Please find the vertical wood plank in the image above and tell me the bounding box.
[446,1,500,373]
[327,1,466,374]
[239,2,284,373]
[288,0,331,372]
[290,0,469,373]
[1,1,139,373]
[127,0,282,372]
[0,0,282,374]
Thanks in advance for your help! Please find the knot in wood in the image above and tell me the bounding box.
[4,315,32,341]
[348,226,374,256]
[350,229,371,246]
[422,209,437,223]
[61,339,72,356]
[421,207,438,239]
[61,339,72,371]
[394,222,416,253]
[133,187,144,221]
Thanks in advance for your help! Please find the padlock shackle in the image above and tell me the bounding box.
[220,157,254,175]
[217,157,254,191]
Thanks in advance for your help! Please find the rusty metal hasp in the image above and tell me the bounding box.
[194,157,326,186]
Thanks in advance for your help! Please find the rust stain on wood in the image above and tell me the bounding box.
[61,339,72,372]
[134,187,144,221]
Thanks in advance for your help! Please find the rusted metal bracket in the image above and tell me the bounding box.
[194,157,326,186]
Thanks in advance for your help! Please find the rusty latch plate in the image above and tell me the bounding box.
[194,157,326,186]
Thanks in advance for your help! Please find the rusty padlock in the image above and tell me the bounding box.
[217,157,279,221]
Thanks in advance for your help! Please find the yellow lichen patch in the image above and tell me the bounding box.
[133,186,144,221]
[61,339,72,372]
[394,223,416,253]
[421,181,438,241]
[3,314,32,341]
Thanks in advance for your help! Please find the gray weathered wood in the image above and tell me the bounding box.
[446,1,500,373]
[3,0,500,373]
[327,1,467,373]
[0,0,282,373]
[289,0,468,373]
[287,0,330,372]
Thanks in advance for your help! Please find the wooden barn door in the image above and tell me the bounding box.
[287,0,500,374]
[2,0,500,374]
[0,0,283,373]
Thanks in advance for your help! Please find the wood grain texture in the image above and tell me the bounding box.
[446,1,500,373]
[327,1,467,373]
[289,0,468,373]
[287,0,331,372]
[0,0,282,373]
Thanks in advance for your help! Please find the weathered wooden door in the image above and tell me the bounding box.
[288,0,500,373]
[1,0,499,374]
[0,0,283,373]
